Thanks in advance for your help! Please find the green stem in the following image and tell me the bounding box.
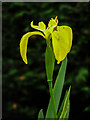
[48,80,57,118]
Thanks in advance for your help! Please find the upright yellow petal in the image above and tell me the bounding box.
[52,26,73,64]
[48,16,58,28]
[20,31,45,64]
[47,16,58,33]
[38,22,46,31]
[55,16,58,23]
[44,28,51,40]
[31,21,46,32]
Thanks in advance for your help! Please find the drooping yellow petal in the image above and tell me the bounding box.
[20,31,45,64]
[52,26,73,64]
[31,21,46,32]
[57,26,73,53]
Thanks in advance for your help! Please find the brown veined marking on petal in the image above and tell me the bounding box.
[57,37,60,41]
[54,32,60,41]
[53,26,57,31]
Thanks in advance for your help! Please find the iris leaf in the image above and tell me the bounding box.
[45,46,55,81]
[45,57,67,118]
[38,109,44,120]
[59,86,71,119]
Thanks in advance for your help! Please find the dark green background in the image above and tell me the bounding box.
[2,2,89,120]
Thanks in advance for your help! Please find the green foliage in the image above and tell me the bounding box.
[57,90,68,118]
[45,57,67,118]
[2,2,89,120]
[45,46,55,81]
[59,86,71,119]
[38,109,44,119]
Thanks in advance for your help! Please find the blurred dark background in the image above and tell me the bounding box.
[2,2,89,120]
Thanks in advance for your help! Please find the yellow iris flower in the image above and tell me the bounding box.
[20,16,73,64]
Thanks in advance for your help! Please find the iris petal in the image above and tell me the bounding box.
[52,26,72,64]
[31,21,46,32]
[47,16,58,34]
[20,31,45,64]
[57,26,73,53]
[48,16,58,28]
